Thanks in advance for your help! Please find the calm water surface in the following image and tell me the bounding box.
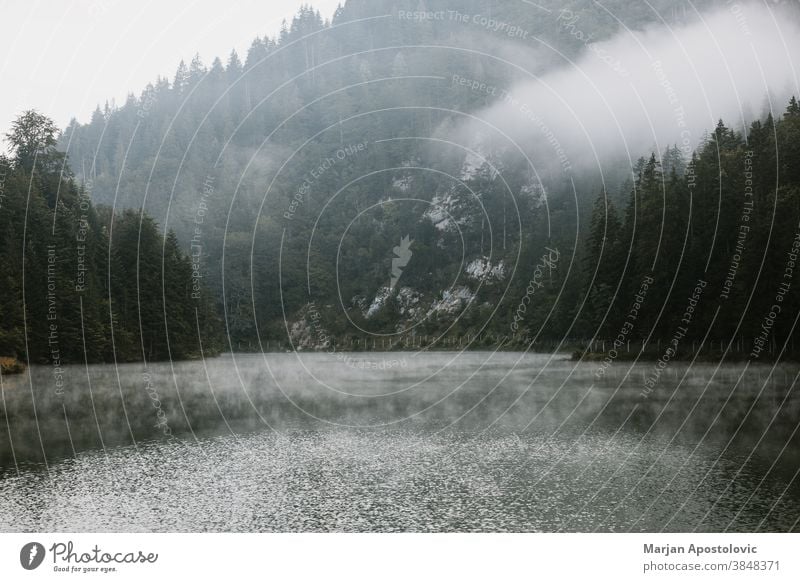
[1,352,798,532]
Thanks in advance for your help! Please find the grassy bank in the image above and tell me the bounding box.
[0,357,26,375]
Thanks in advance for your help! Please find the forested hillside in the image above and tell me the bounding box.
[0,111,223,366]
[52,0,800,359]
[581,103,800,358]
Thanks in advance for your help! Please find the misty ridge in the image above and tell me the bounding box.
[2,0,800,370]
[62,0,778,219]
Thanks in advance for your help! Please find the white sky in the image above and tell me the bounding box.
[0,0,342,146]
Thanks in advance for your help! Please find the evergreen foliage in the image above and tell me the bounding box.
[0,111,223,364]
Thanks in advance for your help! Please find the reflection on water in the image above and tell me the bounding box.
[1,352,799,531]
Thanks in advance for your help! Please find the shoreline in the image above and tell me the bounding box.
[573,349,795,364]
[4,348,797,371]
[222,347,797,365]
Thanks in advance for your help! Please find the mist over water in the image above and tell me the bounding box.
[1,353,799,531]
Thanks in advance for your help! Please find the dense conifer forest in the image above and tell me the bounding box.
[2,0,799,363]
[0,111,223,367]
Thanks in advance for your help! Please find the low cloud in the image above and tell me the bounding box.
[459,2,800,174]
